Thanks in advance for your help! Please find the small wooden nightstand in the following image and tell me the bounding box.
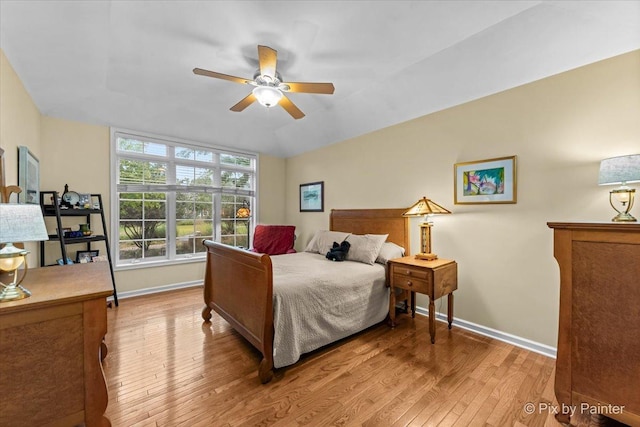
[388,256,458,343]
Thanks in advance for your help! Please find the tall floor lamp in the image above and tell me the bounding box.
[236,200,251,247]
[402,197,451,260]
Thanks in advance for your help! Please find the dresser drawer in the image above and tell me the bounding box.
[392,273,432,294]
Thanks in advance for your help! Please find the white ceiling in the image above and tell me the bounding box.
[1,1,639,158]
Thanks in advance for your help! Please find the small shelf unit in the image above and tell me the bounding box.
[39,191,119,306]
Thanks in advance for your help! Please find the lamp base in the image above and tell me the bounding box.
[415,252,438,261]
[0,283,31,302]
[612,212,637,222]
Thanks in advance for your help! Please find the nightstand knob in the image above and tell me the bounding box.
[406,281,413,287]
[406,270,412,276]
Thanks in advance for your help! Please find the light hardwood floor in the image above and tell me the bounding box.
[103,287,626,427]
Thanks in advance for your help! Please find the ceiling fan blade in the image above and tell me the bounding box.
[258,45,277,79]
[193,68,250,85]
[282,82,335,94]
[230,93,257,112]
[279,95,305,120]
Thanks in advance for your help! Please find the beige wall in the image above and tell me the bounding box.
[257,154,286,225]
[1,48,286,294]
[0,49,42,266]
[285,50,640,348]
[4,45,639,347]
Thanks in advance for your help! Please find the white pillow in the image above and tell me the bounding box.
[304,230,351,255]
[376,242,406,265]
[345,234,388,265]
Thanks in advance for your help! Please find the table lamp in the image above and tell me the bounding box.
[598,154,640,222]
[0,204,49,301]
[403,197,451,260]
[235,200,251,246]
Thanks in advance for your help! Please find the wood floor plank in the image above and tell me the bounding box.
[102,286,622,427]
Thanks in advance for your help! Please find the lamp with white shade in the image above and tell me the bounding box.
[0,204,49,301]
[598,154,640,222]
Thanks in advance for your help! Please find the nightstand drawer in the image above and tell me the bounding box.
[392,274,432,294]
[392,265,430,280]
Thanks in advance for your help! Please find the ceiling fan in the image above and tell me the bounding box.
[193,45,334,120]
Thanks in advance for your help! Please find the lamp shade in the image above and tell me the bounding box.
[402,197,451,217]
[0,204,49,244]
[236,201,251,219]
[252,86,283,108]
[598,154,640,185]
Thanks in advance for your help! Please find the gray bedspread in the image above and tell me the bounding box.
[271,252,389,368]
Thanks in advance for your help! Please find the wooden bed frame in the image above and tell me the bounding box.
[201,208,409,383]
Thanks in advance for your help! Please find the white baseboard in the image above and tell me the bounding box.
[108,280,203,301]
[414,306,557,359]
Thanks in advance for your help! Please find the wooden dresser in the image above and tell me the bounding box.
[548,222,640,426]
[0,262,113,427]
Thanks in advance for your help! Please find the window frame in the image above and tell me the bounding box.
[110,128,258,270]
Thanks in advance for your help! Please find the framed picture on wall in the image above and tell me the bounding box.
[454,156,517,204]
[300,181,324,212]
[18,146,40,204]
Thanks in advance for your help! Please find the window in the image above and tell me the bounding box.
[112,130,256,267]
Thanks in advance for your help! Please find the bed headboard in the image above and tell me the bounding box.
[329,208,410,255]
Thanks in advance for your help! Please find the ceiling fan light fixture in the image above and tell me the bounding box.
[252,86,282,108]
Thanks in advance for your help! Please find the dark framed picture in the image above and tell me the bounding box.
[76,250,99,264]
[18,146,40,204]
[300,181,324,212]
[454,155,517,204]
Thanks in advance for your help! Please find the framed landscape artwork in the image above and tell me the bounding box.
[18,146,40,204]
[300,181,324,212]
[454,156,517,204]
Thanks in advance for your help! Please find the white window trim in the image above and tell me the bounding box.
[110,127,259,270]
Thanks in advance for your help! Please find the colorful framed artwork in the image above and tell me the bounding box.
[18,146,40,204]
[300,181,324,212]
[454,156,517,204]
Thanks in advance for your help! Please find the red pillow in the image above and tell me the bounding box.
[252,225,296,255]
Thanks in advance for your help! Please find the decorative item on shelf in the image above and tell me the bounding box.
[64,230,84,238]
[56,227,71,237]
[402,197,451,261]
[598,154,640,222]
[79,223,92,236]
[0,204,49,302]
[78,193,91,209]
[76,250,99,264]
[61,183,80,208]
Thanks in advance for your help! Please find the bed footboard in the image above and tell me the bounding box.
[201,240,274,383]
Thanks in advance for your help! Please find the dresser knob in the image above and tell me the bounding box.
[406,270,412,276]
[407,281,413,287]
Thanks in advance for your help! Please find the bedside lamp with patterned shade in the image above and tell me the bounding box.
[402,197,451,260]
